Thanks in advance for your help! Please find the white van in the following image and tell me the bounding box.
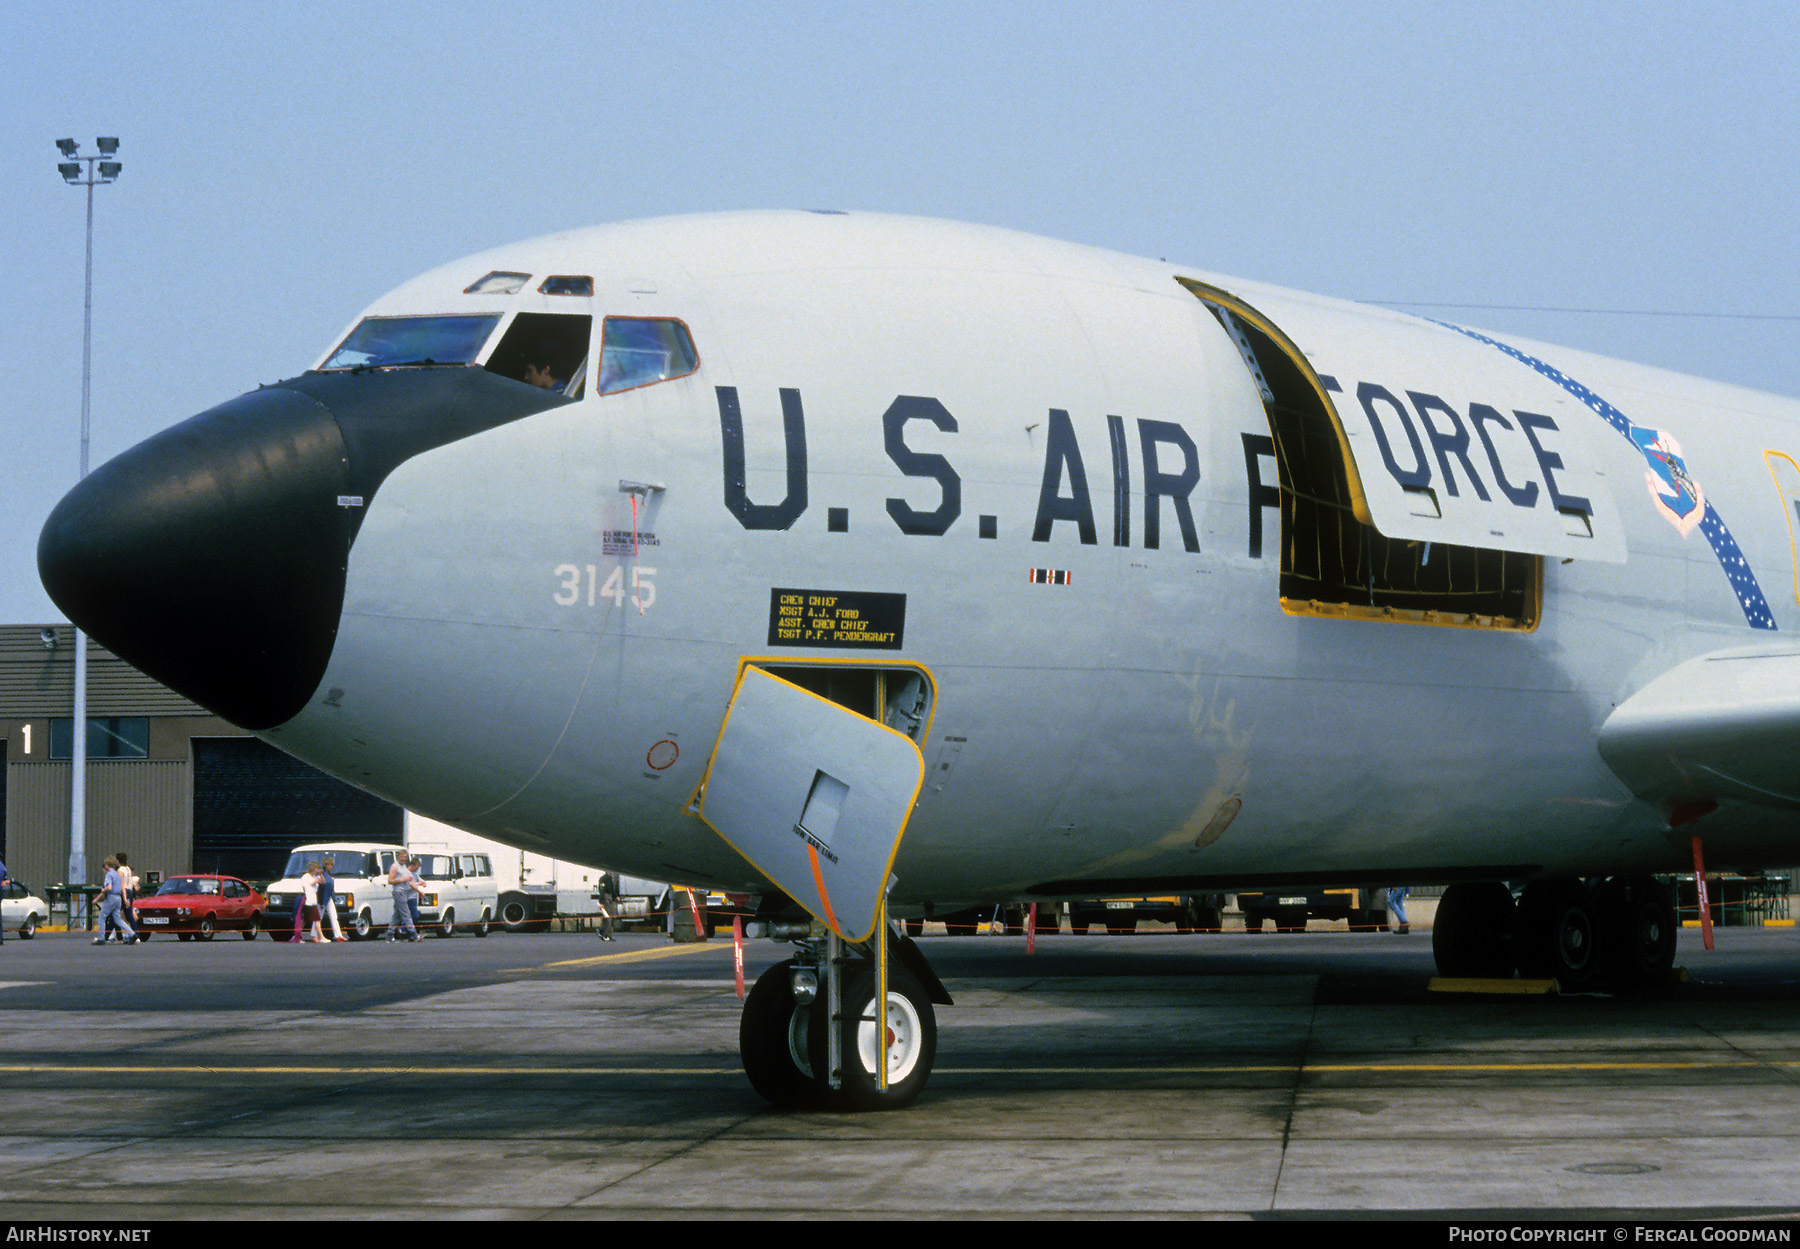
[265,843,407,940]
[408,848,499,937]
[265,843,497,939]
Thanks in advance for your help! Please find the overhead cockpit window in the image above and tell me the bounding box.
[320,314,502,371]
[597,318,698,395]
[540,275,594,296]
[484,311,593,398]
[464,271,530,295]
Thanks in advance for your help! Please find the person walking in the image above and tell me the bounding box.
[116,852,140,942]
[594,872,618,942]
[386,854,420,942]
[319,856,347,941]
[299,861,329,944]
[94,857,136,946]
[1387,885,1411,935]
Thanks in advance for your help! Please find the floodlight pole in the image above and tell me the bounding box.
[56,138,121,889]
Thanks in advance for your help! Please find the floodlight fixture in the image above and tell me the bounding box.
[56,138,78,157]
[59,163,81,182]
[96,137,119,155]
[98,162,121,180]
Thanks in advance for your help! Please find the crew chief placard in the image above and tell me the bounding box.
[768,588,906,649]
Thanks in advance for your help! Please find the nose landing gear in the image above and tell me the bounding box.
[812,963,936,1110]
[740,926,947,1111]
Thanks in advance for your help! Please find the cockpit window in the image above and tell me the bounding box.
[465,271,530,295]
[320,314,501,371]
[597,318,698,395]
[484,312,592,398]
[539,275,594,296]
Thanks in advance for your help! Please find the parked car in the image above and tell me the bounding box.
[134,875,268,941]
[1,881,46,939]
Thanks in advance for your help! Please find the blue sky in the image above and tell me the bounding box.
[5,0,1798,620]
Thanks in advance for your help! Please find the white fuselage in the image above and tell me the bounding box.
[192,212,1800,908]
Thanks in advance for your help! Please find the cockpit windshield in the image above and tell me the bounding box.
[321,314,502,371]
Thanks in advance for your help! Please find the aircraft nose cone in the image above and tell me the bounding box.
[39,367,575,730]
[38,385,353,730]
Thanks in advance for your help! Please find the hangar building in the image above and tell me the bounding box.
[1,624,401,891]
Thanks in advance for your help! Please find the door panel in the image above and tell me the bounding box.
[698,667,925,941]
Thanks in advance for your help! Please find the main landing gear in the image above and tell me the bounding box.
[739,925,950,1111]
[1432,875,1678,992]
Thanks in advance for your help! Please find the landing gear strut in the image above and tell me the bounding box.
[739,925,946,1111]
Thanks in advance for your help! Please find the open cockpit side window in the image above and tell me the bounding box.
[1180,279,1541,631]
[484,312,593,399]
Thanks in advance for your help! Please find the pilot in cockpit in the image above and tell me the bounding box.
[523,342,564,391]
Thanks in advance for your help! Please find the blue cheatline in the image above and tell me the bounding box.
[1435,322,1776,631]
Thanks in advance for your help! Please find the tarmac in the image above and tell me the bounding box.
[2,920,1800,1221]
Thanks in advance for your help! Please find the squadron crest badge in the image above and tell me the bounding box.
[1631,426,1705,537]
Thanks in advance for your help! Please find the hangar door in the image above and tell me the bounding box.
[192,738,401,881]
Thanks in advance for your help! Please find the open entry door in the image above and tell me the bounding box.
[697,666,926,943]
[1180,278,1624,631]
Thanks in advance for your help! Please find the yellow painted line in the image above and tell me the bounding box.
[942,1061,1793,1075]
[503,941,733,973]
[1300,1061,1778,1073]
[0,1065,736,1076]
[2,1059,1795,1079]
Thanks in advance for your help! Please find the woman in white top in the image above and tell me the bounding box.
[300,861,328,944]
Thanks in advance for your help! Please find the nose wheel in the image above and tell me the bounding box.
[740,944,940,1112]
[810,966,936,1111]
[740,958,828,1108]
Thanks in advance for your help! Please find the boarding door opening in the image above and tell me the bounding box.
[695,663,930,942]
